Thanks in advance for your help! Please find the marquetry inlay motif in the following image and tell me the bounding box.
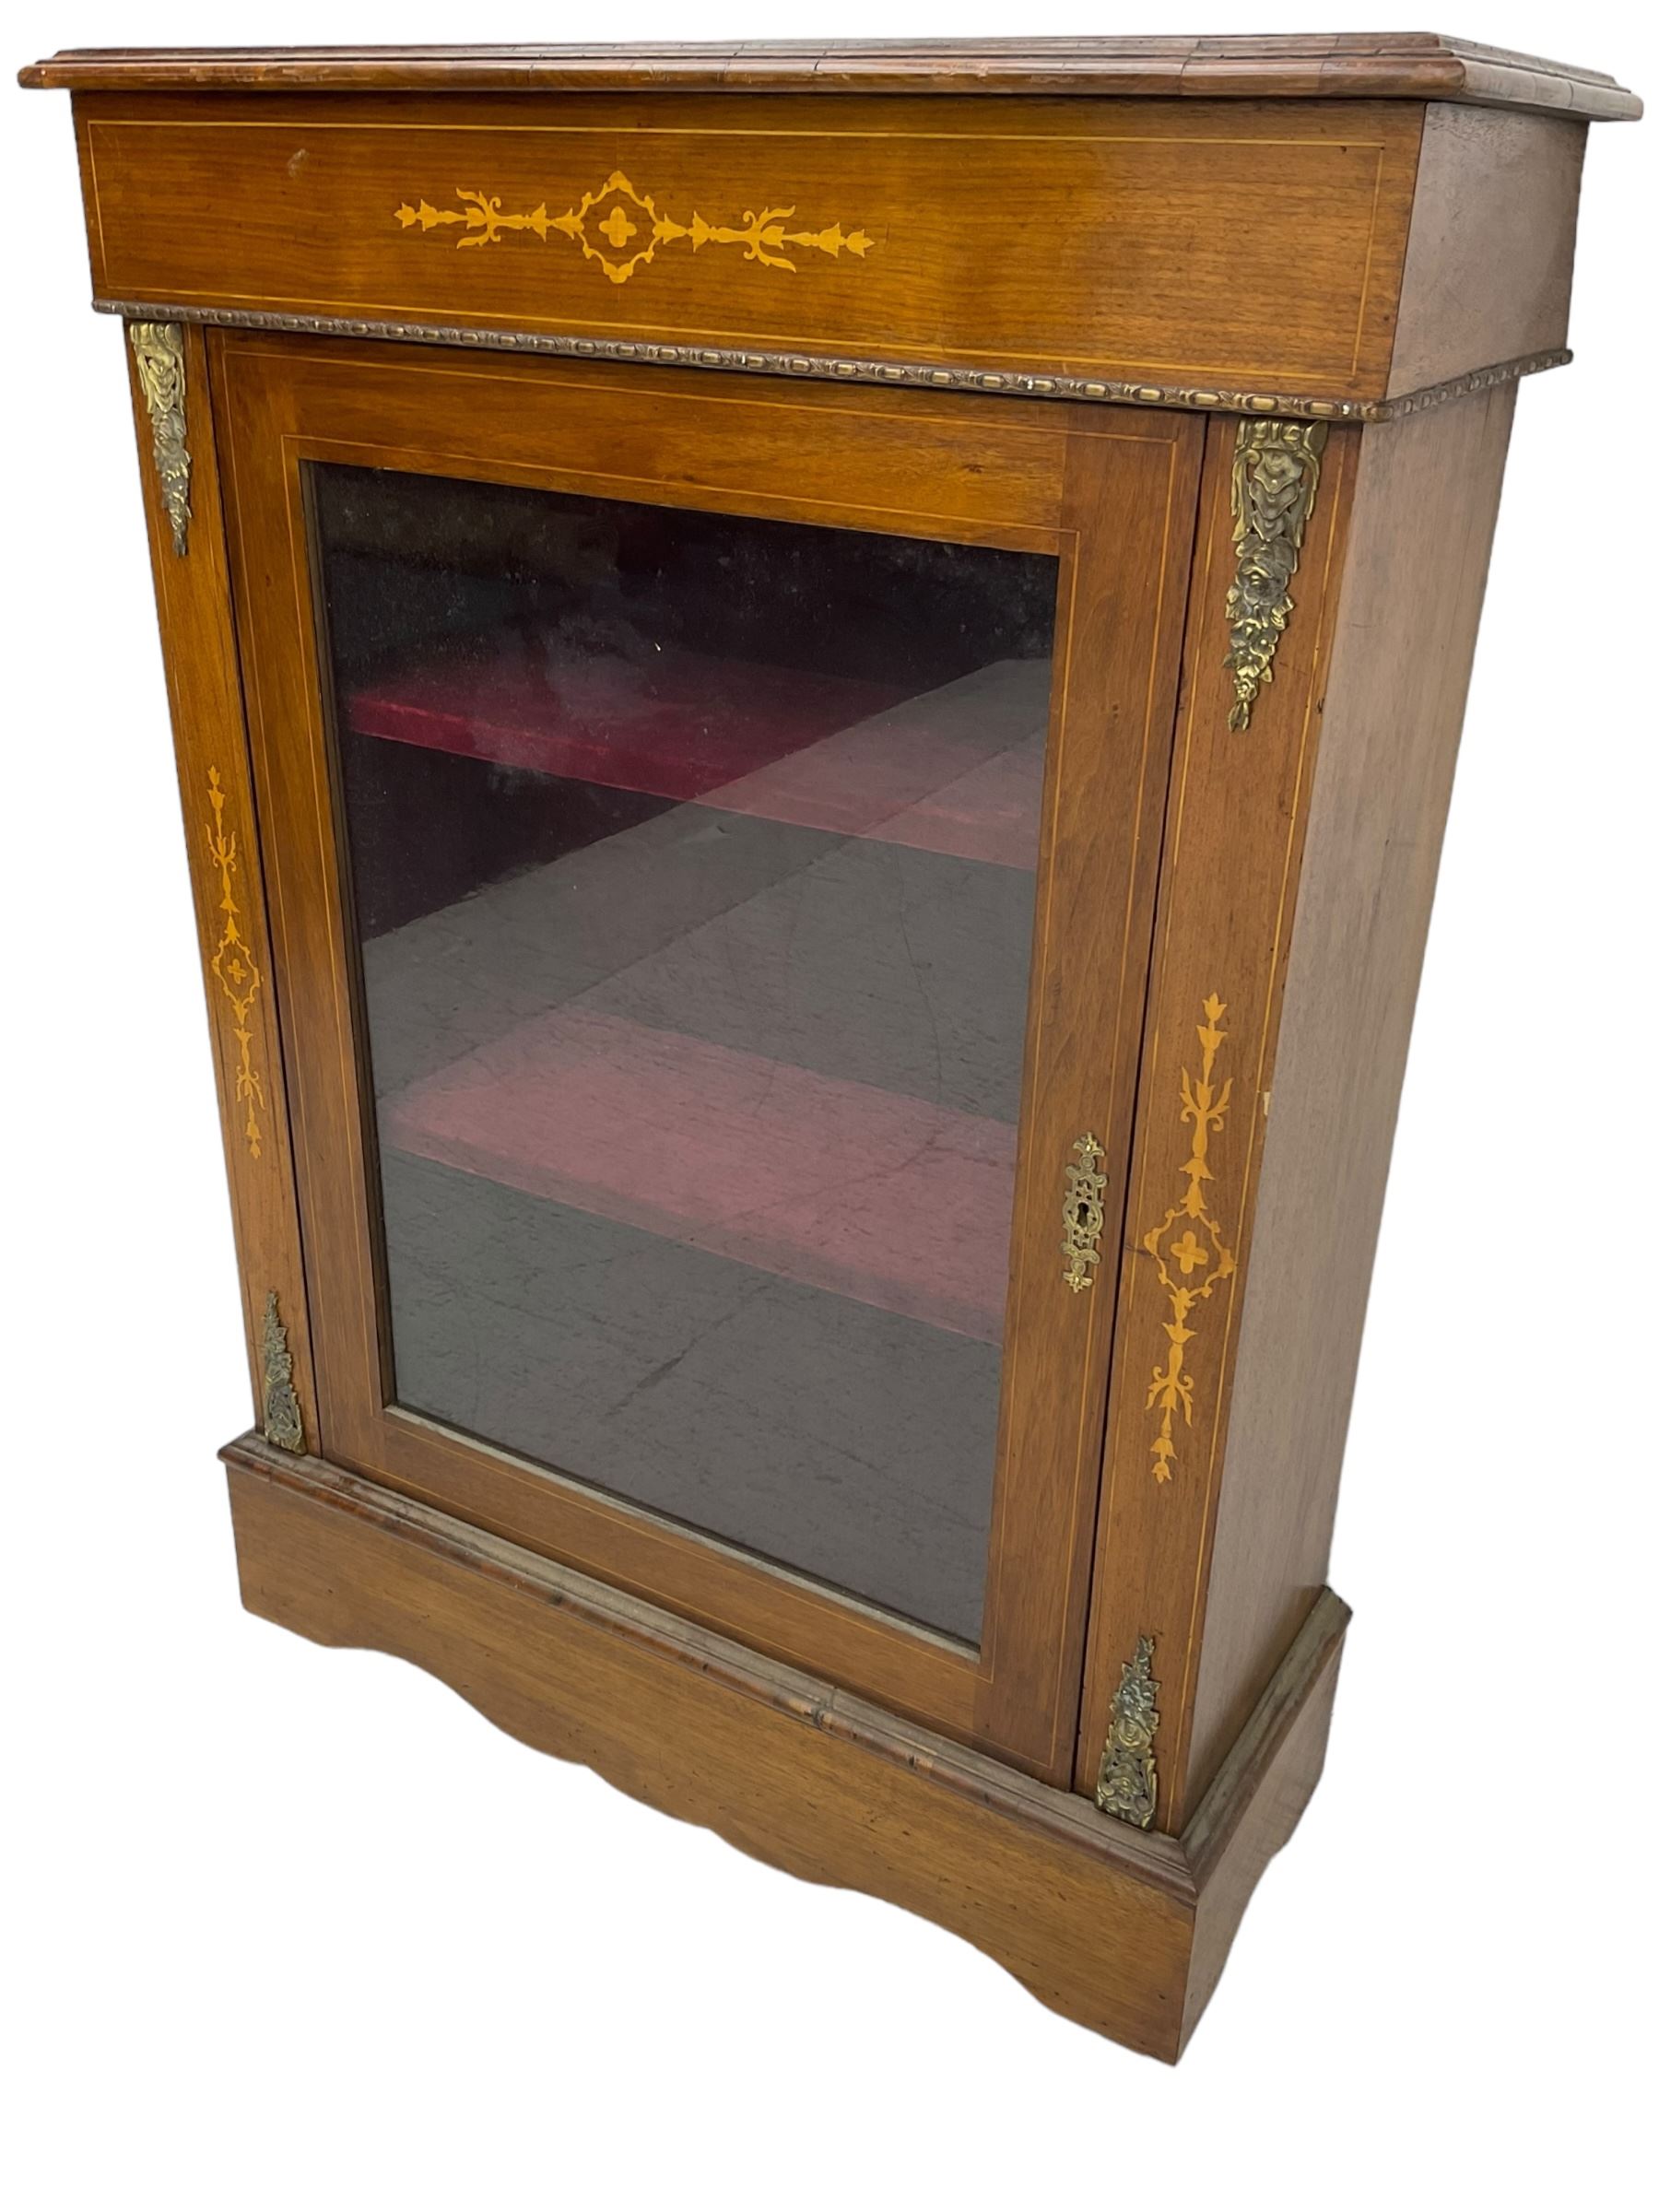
[206,767,266,1162]
[394,173,876,287]
[127,320,191,556]
[261,1291,304,1454]
[1142,996,1236,1484]
[1061,1133,1108,1293]
[1095,1636,1160,1830]
[1224,419,1327,730]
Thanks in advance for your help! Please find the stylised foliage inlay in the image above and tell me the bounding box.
[206,768,266,1162]
[1142,996,1236,1484]
[394,171,876,287]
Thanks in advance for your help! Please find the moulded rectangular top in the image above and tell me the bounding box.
[17,33,1642,121]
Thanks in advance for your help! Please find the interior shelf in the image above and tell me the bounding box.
[380,1006,1018,1342]
[348,648,1045,869]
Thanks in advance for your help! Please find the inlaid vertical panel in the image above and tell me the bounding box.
[1075,414,1359,1830]
[124,319,315,1451]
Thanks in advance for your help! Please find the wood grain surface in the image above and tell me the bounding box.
[21,36,1641,121]
[1181,386,1517,1804]
[225,1431,1348,2059]
[1387,105,1587,396]
[1074,412,1359,1828]
[122,322,316,1445]
[67,91,1425,408]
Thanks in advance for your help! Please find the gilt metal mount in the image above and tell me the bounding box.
[1095,1636,1161,1830]
[261,1291,304,1453]
[1061,1133,1108,1292]
[1223,419,1327,729]
[127,321,192,556]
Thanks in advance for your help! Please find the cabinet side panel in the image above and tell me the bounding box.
[1180,1626,1344,2054]
[1183,386,1516,1799]
[123,321,316,1446]
[1386,106,1584,397]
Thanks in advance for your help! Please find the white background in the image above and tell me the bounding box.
[6,6,1654,2206]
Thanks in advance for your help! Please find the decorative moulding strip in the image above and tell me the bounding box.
[92,300,1571,424]
[1179,1587,1350,1880]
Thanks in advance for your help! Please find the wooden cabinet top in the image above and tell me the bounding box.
[18,33,1641,119]
[23,34,1640,427]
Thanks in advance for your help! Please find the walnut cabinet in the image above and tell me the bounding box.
[24,35,1639,2058]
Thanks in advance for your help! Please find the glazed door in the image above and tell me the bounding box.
[216,332,1198,1778]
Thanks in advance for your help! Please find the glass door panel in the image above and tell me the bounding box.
[311,465,1055,1642]
[218,335,1201,1767]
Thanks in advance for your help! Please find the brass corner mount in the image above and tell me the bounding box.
[127,320,192,557]
[1095,1636,1161,1830]
[261,1291,304,1453]
[1223,419,1326,730]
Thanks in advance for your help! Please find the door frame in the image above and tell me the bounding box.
[213,329,1200,1780]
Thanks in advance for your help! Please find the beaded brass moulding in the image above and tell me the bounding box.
[95,303,1571,427]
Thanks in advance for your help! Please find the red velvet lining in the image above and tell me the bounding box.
[348,650,1041,868]
[382,1007,1018,1341]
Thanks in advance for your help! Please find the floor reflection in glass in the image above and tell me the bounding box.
[312,465,1058,1641]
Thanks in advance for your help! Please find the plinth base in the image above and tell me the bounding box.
[224,1432,1347,2061]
